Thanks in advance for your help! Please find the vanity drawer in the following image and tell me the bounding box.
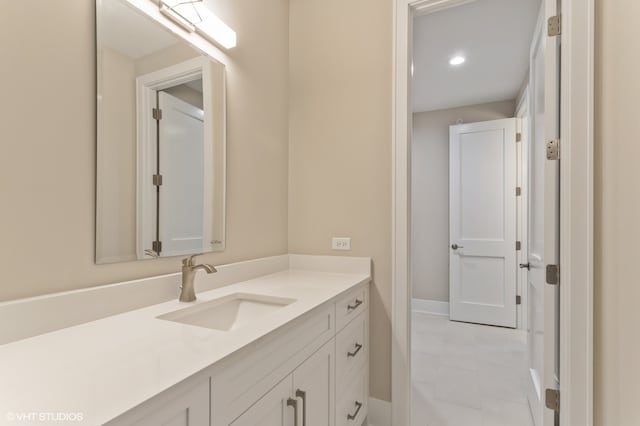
[335,285,368,331]
[336,365,368,426]
[336,310,368,391]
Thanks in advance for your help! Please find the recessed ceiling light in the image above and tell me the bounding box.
[449,56,466,66]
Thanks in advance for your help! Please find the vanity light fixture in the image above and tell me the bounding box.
[449,55,466,66]
[159,0,237,49]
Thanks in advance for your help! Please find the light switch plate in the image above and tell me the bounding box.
[331,237,351,251]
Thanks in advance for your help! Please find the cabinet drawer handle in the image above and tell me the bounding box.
[347,401,363,421]
[296,389,307,426]
[347,343,363,358]
[287,398,299,426]
[347,299,363,311]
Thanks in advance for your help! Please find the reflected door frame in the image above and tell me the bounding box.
[136,57,217,259]
[391,1,594,425]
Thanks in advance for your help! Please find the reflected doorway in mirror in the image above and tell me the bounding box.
[136,56,224,259]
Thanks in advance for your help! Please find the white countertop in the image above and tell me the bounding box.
[0,263,370,425]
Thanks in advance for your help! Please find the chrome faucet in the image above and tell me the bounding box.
[179,254,217,302]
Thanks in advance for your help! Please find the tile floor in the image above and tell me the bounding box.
[411,312,533,426]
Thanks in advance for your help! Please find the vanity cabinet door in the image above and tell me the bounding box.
[231,376,294,426]
[292,340,335,426]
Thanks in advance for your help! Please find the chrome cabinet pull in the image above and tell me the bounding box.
[347,343,363,358]
[451,243,464,250]
[296,390,307,426]
[287,398,299,426]
[347,299,363,311]
[347,401,363,421]
[519,263,531,270]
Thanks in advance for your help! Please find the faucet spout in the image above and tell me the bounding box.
[179,255,217,302]
[195,264,217,274]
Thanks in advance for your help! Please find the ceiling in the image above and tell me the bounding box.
[99,0,179,59]
[412,0,541,112]
[184,78,203,93]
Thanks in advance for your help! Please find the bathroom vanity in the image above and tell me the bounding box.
[0,255,370,426]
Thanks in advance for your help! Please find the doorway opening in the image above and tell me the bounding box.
[409,1,545,424]
[136,57,224,259]
[392,0,594,425]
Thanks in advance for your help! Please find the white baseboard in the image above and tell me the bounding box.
[366,397,391,426]
[412,298,450,316]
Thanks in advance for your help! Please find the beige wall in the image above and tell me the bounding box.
[412,100,516,302]
[0,0,289,302]
[595,1,640,424]
[133,43,199,77]
[288,0,392,401]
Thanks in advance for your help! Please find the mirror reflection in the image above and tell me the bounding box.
[96,0,226,264]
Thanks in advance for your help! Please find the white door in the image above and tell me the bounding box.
[526,1,561,425]
[292,341,334,426]
[231,376,294,426]
[158,91,205,257]
[449,118,517,328]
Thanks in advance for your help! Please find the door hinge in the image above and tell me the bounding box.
[545,388,560,411]
[516,133,522,143]
[546,139,560,160]
[548,15,562,37]
[152,174,163,186]
[516,241,521,251]
[152,240,162,254]
[516,187,522,196]
[546,264,560,285]
[152,108,163,120]
[516,295,522,305]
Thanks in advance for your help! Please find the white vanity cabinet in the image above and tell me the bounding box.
[228,377,291,426]
[291,339,335,426]
[231,340,334,426]
[109,283,369,426]
[214,284,368,426]
[334,289,369,426]
[106,379,210,426]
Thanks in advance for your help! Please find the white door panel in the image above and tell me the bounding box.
[527,1,561,424]
[528,30,547,424]
[449,118,517,328]
[158,91,205,257]
[459,129,506,241]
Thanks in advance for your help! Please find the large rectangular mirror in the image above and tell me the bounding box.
[96,0,226,264]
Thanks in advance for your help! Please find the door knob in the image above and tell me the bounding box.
[451,244,464,250]
[519,263,531,270]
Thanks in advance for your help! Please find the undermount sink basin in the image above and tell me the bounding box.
[157,293,296,331]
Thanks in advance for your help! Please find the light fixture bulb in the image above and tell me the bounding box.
[449,56,466,66]
[193,4,237,49]
[159,0,237,49]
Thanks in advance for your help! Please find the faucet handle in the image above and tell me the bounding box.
[183,253,204,267]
